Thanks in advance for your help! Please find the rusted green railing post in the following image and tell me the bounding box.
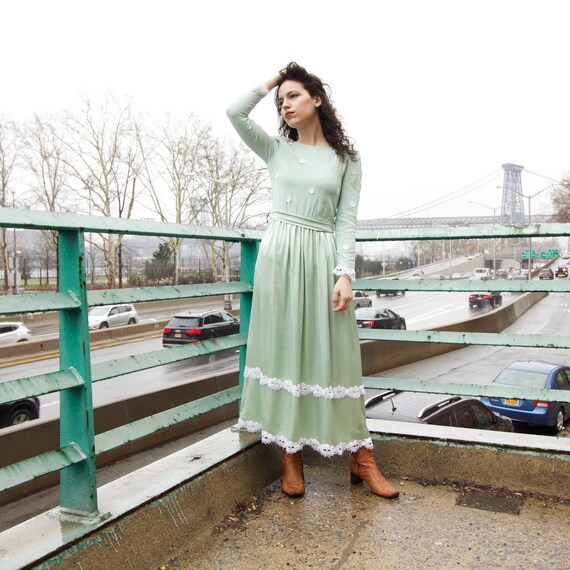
[57,229,99,519]
[239,240,258,388]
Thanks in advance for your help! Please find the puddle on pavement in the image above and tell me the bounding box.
[457,488,525,515]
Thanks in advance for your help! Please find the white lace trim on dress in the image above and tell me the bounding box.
[333,266,356,281]
[244,366,365,399]
[236,419,374,457]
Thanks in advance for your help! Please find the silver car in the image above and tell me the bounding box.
[352,291,372,309]
[88,304,139,330]
[0,322,32,345]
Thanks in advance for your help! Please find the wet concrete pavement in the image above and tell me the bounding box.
[168,453,570,570]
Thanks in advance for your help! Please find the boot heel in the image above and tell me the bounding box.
[350,472,363,485]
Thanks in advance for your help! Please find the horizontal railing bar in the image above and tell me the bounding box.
[359,329,570,349]
[0,207,263,242]
[0,443,87,493]
[0,368,83,404]
[357,223,570,241]
[354,279,570,293]
[95,385,242,455]
[363,376,570,404]
[88,282,253,306]
[0,291,81,315]
[92,333,247,382]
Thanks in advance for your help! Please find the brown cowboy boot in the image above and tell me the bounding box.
[280,449,304,497]
[350,447,399,499]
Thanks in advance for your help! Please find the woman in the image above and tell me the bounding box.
[227,62,398,499]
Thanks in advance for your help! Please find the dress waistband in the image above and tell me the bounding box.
[271,211,333,233]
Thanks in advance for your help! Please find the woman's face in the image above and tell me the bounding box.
[277,80,321,129]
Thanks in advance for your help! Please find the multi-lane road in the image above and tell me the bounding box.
[3,257,569,433]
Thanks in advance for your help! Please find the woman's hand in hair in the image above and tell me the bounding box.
[265,73,283,92]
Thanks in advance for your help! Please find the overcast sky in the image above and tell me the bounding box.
[2,0,568,220]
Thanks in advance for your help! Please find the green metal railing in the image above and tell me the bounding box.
[1,206,569,521]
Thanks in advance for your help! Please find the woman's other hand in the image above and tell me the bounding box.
[332,275,353,312]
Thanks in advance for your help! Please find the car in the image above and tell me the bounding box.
[355,308,406,330]
[428,274,444,280]
[352,291,372,309]
[88,304,139,330]
[555,265,568,278]
[162,310,240,346]
[365,390,514,432]
[495,269,508,279]
[0,397,40,428]
[451,273,463,280]
[0,322,32,345]
[412,270,425,278]
[472,267,491,280]
[469,291,502,308]
[376,277,405,297]
[561,251,570,259]
[480,361,570,433]
[539,268,554,280]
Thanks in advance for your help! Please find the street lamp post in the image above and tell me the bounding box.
[519,185,556,280]
[468,201,498,279]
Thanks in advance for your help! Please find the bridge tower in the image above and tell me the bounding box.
[500,163,526,224]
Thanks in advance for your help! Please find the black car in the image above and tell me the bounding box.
[376,277,406,297]
[0,397,40,428]
[555,265,568,278]
[539,268,554,280]
[355,308,406,330]
[162,310,240,347]
[469,291,502,308]
[365,390,513,432]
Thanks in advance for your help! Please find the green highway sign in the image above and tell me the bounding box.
[521,249,558,259]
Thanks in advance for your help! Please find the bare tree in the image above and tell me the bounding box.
[63,94,143,287]
[0,118,20,292]
[196,133,270,281]
[138,114,209,283]
[23,113,71,212]
[551,175,570,223]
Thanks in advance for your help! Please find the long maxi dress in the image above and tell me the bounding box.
[227,86,373,457]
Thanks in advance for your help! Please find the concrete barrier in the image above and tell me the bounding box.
[361,292,547,375]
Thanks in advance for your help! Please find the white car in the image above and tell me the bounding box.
[472,267,491,280]
[0,322,32,345]
[352,291,372,309]
[88,304,139,330]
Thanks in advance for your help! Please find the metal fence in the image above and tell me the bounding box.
[1,206,569,521]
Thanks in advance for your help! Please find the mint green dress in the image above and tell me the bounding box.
[227,87,373,457]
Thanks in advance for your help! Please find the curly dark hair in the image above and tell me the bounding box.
[274,62,357,162]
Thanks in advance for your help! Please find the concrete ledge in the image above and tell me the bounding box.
[0,428,280,570]
[2,425,569,569]
[368,419,570,500]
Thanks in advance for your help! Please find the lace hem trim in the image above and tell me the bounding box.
[236,419,373,457]
[244,366,365,399]
[333,266,356,281]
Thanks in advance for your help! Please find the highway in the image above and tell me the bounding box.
[2,255,567,431]
[367,290,570,437]
[0,285,539,422]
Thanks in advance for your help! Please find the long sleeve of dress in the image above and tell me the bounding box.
[226,86,277,164]
[333,156,362,280]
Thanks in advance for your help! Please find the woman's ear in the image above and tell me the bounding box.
[314,96,322,108]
